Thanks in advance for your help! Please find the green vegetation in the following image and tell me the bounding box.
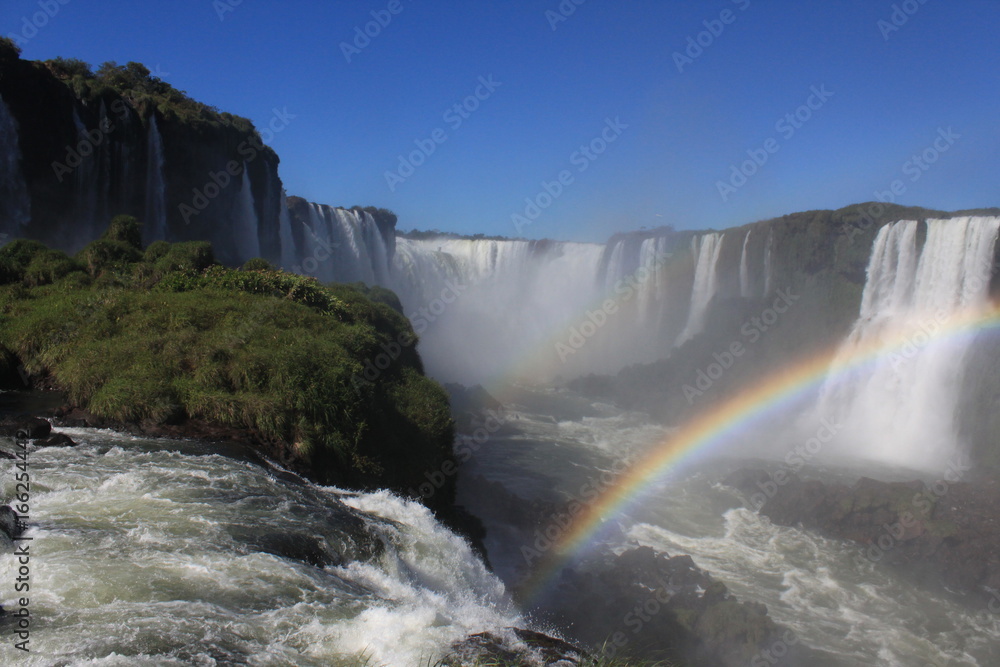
[0,217,453,496]
[0,36,21,63]
[42,57,259,132]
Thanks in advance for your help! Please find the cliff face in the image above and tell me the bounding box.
[587,204,1000,427]
[0,55,283,266]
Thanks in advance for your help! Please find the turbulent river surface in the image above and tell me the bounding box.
[0,427,521,666]
[458,386,1000,667]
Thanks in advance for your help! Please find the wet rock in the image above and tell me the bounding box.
[535,545,824,666]
[34,432,77,447]
[442,628,585,666]
[0,506,25,540]
[724,467,1000,609]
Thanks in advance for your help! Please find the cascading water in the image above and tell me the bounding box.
[72,109,100,246]
[234,164,260,261]
[0,429,522,665]
[763,228,774,297]
[814,216,1000,469]
[677,232,725,344]
[277,198,297,270]
[739,230,752,298]
[144,114,167,243]
[0,94,30,237]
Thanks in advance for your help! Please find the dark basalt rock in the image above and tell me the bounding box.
[442,628,585,666]
[535,545,824,666]
[0,506,25,540]
[0,416,51,439]
[724,467,1000,609]
[34,432,77,447]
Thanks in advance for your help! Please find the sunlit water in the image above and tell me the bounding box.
[458,387,1000,667]
[0,428,520,666]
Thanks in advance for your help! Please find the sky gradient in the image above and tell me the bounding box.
[3,0,998,242]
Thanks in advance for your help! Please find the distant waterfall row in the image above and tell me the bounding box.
[280,210,781,383]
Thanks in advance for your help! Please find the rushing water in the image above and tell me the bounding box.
[0,428,520,666]
[456,386,1000,666]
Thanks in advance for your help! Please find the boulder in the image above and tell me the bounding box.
[34,432,77,447]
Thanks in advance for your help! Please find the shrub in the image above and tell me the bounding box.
[23,249,81,287]
[76,239,142,277]
[153,241,215,273]
[102,214,143,250]
[241,257,274,272]
[143,240,170,262]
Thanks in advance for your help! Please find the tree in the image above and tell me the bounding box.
[0,37,21,64]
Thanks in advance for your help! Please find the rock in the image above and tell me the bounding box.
[0,506,25,540]
[34,432,77,447]
[533,545,824,666]
[442,628,585,666]
[723,467,1000,610]
[0,416,50,439]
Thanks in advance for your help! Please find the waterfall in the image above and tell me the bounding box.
[0,94,30,238]
[72,108,100,245]
[763,228,774,297]
[739,230,752,297]
[677,232,725,345]
[234,164,260,261]
[278,198,297,270]
[815,216,1000,468]
[144,114,168,243]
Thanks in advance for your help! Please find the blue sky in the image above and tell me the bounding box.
[4,0,998,242]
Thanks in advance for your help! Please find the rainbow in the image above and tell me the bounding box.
[517,304,1000,603]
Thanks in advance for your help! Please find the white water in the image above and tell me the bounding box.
[677,232,725,344]
[815,216,1000,468]
[234,164,260,261]
[144,115,167,243]
[739,229,752,298]
[0,94,30,237]
[0,430,522,665]
[391,238,609,382]
[457,388,1000,666]
[763,227,774,296]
